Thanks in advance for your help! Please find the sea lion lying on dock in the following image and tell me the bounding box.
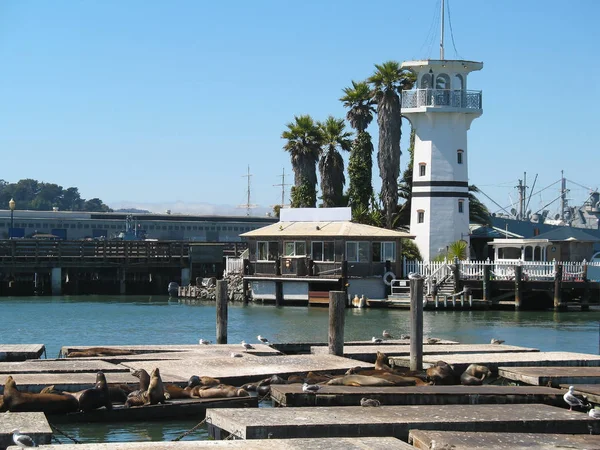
[305,372,333,384]
[1,375,79,414]
[190,384,249,398]
[66,347,135,358]
[78,372,112,412]
[187,375,220,387]
[124,367,167,408]
[460,364,492,386]
[426,361,458,385]
[326,375,396,387]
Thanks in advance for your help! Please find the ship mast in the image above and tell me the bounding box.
[440,0,445,60]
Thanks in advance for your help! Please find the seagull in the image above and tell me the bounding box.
[241,341,254,352]
[12,429,36,448]
[231,352,243,358]
[589,406,600,419]
[360,397,381,407]
[426,338,441,344]
[564,386,586,411]
[372,337,383,344]
[302,382,320,393]
[199,339,212,345]
[382,330,393,339]
[490,338,505,345]
[257,335,270,344]
[400,334,410,340]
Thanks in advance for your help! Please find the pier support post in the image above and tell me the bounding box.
[554,262,564,311]
[181,268,191,287]
[119,270,126,295]
[216,280,228,344]
[275,281,283,306]
[51,267,62,296]
[482,264,491,306]
[410,275,424,372]
[328,291,346,356]
[582,263,590,311]
[452,258,461,294]
[514,265,523,310]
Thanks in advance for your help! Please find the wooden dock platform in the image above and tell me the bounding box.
[499,366,600,386]
[408,430,600,449]
[0,412,52,448]
[311,343,539,362]
[270,384,564,407]
[7,437,414,450]
[205,403,600,440]
[0,344,45,362]
[391,351,600,373]
[0,360,129,375]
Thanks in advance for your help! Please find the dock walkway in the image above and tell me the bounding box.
[499,366,600,386]
[0,344,45,362]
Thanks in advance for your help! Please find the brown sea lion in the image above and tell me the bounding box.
[2,376,79,414]
[66,347,134,358]
[372,372,423,386]
[78,372,112,412]
[124,391,148,408]
[164,384,194,399]
[305,372,332,384]
[326,375,396,387]
[426,361,458,385]
[374,351,392,371]
[132,369,151,391]
[460,364,492,386]
[258,374,287,386]
[190,385,249,398]
[287,374,304,384]
[147,368,167,405]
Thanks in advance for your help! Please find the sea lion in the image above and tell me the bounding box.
[258,374,287,386]
[66,347,134,358]
[287,374,304,384]
[78,371,112,412]
[426,361,458,385]
[132,369,151,391]
[190,385,249,398]
[164,384,194,399]
[460,364,492,386]
[256,385,271,396]
[305,372,332,384]
[124,391,148,408]
[187,375,220,387]
[2,375,79,414]
[326,375,396,387]
[147,367,167,405]
[374,351,392,371]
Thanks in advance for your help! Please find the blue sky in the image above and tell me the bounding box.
[1,0,598,216]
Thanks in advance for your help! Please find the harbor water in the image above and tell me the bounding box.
[2,295,600,443]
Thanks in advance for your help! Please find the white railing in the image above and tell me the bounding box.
[224,256,244,276]
[401,89,482,109]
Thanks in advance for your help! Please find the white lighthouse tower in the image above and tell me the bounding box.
[402,58,483,260]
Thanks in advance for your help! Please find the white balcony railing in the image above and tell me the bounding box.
[401,89,482,110]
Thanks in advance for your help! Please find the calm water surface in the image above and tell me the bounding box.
[2,295,600,443]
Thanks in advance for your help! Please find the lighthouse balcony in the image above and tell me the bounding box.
[401,89,482,112]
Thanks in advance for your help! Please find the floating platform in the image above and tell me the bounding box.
[0,412,52,448]
[7,437,414,450]
[499,366,600,386]
[270,384,564,407]
[120,354,373,386]
[48,396,258,424]
[311,343,538,362]
[408,430,600,449]
[205,403,600,440]
[0,359,128,375]
[390,351,600,373]
[0,344,46,362]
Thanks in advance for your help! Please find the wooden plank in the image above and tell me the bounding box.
[391,352,600,373]
[205,404,600,440]
[409,430,600,449]
[120,355,373,386]
[0,344,45,362]
[60,344,281,358]
[48,396,258,424]
[499,366,600,386]
[0,412,52,448]
[0,360,127,375]
[8,437,414,450]
[270,384,564,407]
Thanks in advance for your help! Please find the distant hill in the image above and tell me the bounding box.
[114,208,151,214]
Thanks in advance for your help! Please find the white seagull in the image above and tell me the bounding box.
[302,382,320,393]
[12,429,36,448]
[372,337,383,344]
[199,339,212,345]
[257,335,270,344]
[360,397,381,407]
[589,407,600,419]
[382,330,393,339]
[564,386,586,411]
[490,338,505,345]
[241,341,254,352]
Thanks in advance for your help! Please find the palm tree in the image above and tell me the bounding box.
[282,115,323,208]
[318,116,352,207]
[368,61,415,229]
[468,185,492,225]
[340,81,376,213]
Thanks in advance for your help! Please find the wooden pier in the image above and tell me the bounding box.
[0,412,52,448]
[205,403,600,440]
[499,366,600,386]
[0,344,45,362]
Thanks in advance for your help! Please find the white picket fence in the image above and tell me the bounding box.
[224,256,244,276]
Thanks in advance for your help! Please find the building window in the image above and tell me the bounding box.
[457,149,464,164]
[311,241,335,262]
[458,200,464,213]
[284,241,306,257]
[346,241,369,262]
[417,210,425,223]
[257,241,279,261]
[419,163,426,177]
[373,241,396,263]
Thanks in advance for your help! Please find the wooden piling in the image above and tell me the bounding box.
[554,263,563,311]
[216,280,228,344]
[514,265,523,310]
[582,263,590,311]
[482,264,491,305]
[275,281,283,306]
[410,276,424,371]
[452,258,461,294]
[329,291,346,356]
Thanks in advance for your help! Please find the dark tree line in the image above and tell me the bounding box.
[0,179,112,212]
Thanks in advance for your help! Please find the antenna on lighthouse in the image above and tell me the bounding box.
[238,165,257,216]
[440,0,445,60]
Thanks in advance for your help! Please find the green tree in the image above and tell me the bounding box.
[340,81,376,213]
[318,116,352,207]
[469,185,492,225]
[83,198,111,212]
[282,115,323,208]
[368,61,415,229]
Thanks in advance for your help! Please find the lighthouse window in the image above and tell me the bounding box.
[457,150,464,164]
[419,164,426,177]
[458,200,464,213]
[417,210,425,223]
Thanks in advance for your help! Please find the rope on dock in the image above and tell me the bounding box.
[171,418,207,441]
[49,422,82,444]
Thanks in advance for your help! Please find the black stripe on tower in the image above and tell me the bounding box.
[412,192,469,198]
[412,181,469,187]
